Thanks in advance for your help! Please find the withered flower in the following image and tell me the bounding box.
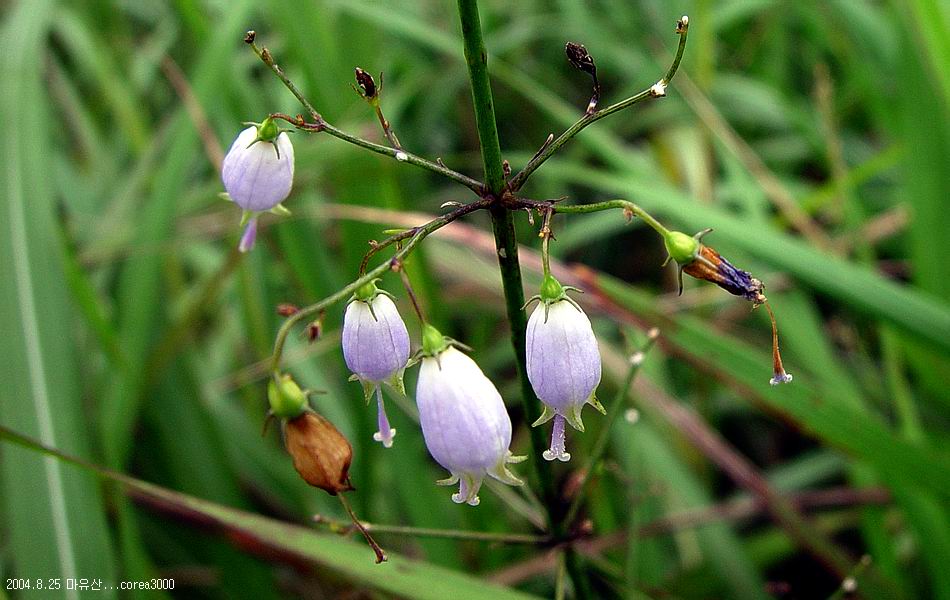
[354,67,377,100]
[663,229,766,304]
[284,411,354,495]
[663,228,791,386]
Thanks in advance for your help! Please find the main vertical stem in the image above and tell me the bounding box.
[456,0,553,510]
[457,3,589,597]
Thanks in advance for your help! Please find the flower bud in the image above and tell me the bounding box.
[526,276,603,462]
[342,281,411,448]
[221,118,295,252]
[283,411,354,495]
[267,373,308,419]
[416,327,523,506]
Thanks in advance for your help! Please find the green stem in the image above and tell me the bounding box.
[509,17,689,192]
[456,0,555,519]
[552,199,671,237]
[457,0,506,195]
[563,330,659,527]
[250,40,483,193]
[457,2,589,597]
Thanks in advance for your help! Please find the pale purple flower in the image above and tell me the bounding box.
[416,343,523,506]
[221,122,294,252]
[222,125,294,212]
[342,291,411,448]
[526,297,603,462]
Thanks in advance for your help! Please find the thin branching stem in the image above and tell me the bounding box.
[516,197,672,238]
[509,16,689,192]
[249,39,484,193]
[269,198,490,372]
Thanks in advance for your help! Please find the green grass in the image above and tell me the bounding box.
[1,1,948,599]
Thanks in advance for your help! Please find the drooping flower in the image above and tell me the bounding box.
[663,229,765,304]
[342,280,411,448]
[526,274,604,462]
[415,324,524,506]
[266,373,354,495]
[221,117,294,252]
[663,228,792,385]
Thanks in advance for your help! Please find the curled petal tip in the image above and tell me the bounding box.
[373,428,396,448]
[770,372,793,386]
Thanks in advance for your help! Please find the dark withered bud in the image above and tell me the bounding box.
[565,42,596,76]
[354,67,377,99]
[307,316,324,343]
[244,30,256,44]
[664,229,766,304]
[284,411,354,495]
[277,303,299,317]
[565,42,600,114]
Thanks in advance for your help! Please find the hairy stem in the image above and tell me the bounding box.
[509,16,689,191]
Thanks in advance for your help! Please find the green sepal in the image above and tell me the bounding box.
[587,392,606,415]
[563,403,586,432]
[355,378,376,405]
[488,453,524,486]
[539,273,565,302]
[421,323,449,357]
[239,210,253,227]
[269,203,292,217]
[219,192,233,203]
[531,404,557,427]
[384,369,407,397]
[256,116,279,142]
[267,374,308,419]
[436,473,460,486]
[354,279,380,302]
[663,230,699,265]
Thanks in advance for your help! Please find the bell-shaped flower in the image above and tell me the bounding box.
[221,117,295,252]
[526,274,604,462]
[415,324,524,506]
[342,280,411,448]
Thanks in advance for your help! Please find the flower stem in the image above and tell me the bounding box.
[250,39,484,193]
[269,198,490,372]
[456,0,554,513]
[541,198,671,237]
[509,16,689,192]
[457,2,589,597]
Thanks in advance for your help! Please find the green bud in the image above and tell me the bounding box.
[421,323,448,356]
[663,231,699,265]
[539,274,565,302]
[257,116,280,142]
[354,280,379,302]
[268,374,308,419]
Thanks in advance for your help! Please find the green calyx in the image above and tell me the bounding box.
[421,323,448,357]
[539,274,565,302]
[663,230,699,265]
[267,373,308,419]
[256,116,280,142]
[354,279,380,302]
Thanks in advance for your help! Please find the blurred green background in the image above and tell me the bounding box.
[2,0,949,598]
